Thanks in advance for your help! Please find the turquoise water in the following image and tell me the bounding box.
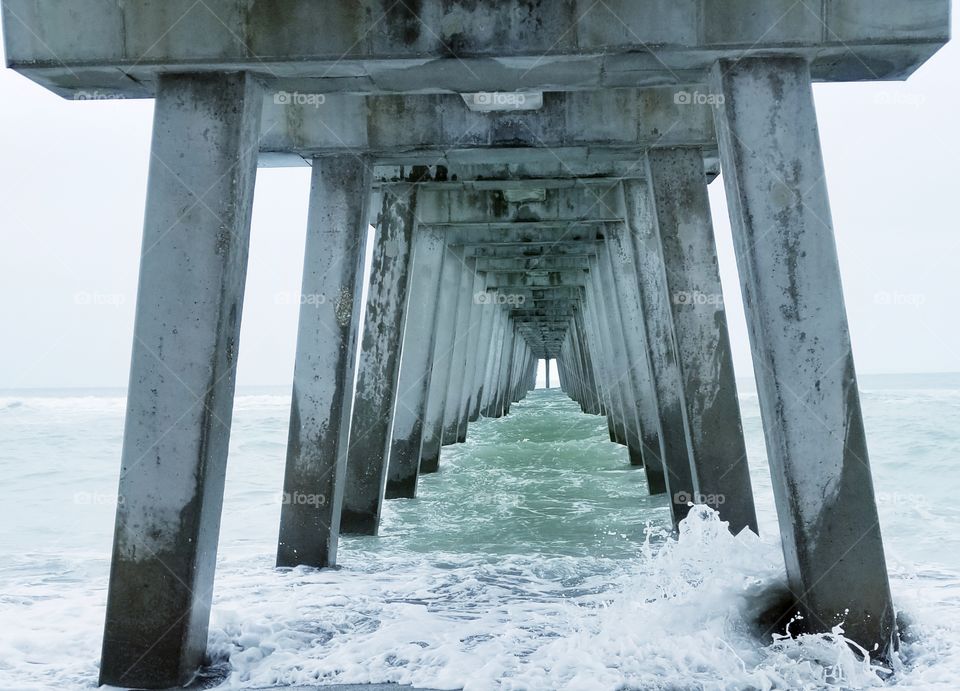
[2,379,960,688]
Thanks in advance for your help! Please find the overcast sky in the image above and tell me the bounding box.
[0,17,958,390]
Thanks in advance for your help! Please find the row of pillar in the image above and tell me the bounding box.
[100,56,896,688]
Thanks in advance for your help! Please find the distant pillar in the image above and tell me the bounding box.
[385,225,446,499]
[420,242,462,472]
[603,227,668,495]
[711,57,895,654]
[645,148,758,535]
[468,298,495,421]
[99,73,261,689]
[545,359,551,389]
[623,179,697,528]
[457,271,486,435]
[276,155,371,568]
[340,184,418,535]
[442,257,476,444]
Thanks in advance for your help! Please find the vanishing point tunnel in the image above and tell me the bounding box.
[1,1,951,688]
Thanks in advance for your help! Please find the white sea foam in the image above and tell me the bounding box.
[2,385,960,689]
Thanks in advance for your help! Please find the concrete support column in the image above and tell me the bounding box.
[711,57,895,653]
[458,272,486,434]
[603,226,668,495]
[468,298,495,421]
[481,311,506,417]
[597,241,646,467]
[545,359,551,389]
[573,309,603,416]
[385,225,446,499]
[623,179,696,528]
[494,320,517,417]
[420,242,462,472]
[442,256,476,444]
[585,263,624,444]
[646,148,758,535]
[276,155,371,568]
[340,184,418,535]
[99,73,261,689]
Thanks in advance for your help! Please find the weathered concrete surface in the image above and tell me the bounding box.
[622,179,696,529]
[457,270,486,436]
[419,244,462,473]
[4,0,948,97]
[385,226,446,499]
[442,257,477,445]
[711,56,896,655]
[602,233,668,494]
[99,73,261,689]
[341,185,418,536]
[277,156,372,568]
[645,148,758,536]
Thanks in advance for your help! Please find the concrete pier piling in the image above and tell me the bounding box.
[341,184,418,535]
[711,56,896,654]
[99,73,261,688]
[277,156,372,567]
[5,1,947,682]
[384,225,446,499]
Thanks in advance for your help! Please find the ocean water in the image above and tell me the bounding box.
[2,376,960,690]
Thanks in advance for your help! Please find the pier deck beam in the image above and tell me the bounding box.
[340,184,418,535]
[276,155,372,567]
[99,73,261,689]
[711,56,895,654]
[645,148,758,536]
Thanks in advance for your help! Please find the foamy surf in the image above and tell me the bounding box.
[3,383,960,689]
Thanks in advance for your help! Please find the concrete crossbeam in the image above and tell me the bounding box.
[4,0,948,96]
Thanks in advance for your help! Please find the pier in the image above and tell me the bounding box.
[1,1,950,687]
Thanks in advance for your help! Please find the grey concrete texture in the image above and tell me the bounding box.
[3,0,948,96]
[14,2,945,684]
[710,56,896,655]
[341,185,418,536]
[277,156,372,568]
[99,73,262,689]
